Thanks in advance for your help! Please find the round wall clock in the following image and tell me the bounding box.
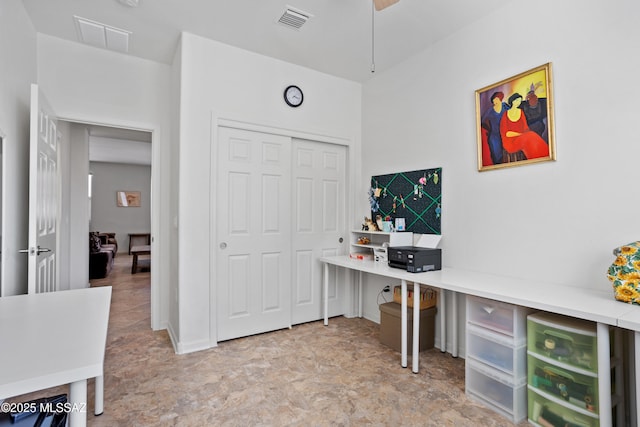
[284,85,303,107]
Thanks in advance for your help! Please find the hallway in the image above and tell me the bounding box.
[7,255,525,426]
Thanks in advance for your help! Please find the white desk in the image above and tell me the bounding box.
[321,256,448,374]
[321,256,632,427]
[0,287,112,427]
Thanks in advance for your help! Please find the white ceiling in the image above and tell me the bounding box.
[22,0,513,83]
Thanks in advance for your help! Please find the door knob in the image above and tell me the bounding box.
[219,242,227,250]
[18,246,51,256]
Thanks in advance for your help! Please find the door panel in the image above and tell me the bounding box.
[291,139,347,325]
[217,127,292,341]
[28,84,59,294]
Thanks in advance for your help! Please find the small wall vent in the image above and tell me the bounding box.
[277,7,312,30]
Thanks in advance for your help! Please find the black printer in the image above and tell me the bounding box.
[387,246,442,273]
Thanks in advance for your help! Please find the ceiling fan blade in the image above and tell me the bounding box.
[373,0,400,11]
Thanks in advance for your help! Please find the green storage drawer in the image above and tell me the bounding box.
[528,386,599,427]
[527,353,598,414]
[527,312,598,375]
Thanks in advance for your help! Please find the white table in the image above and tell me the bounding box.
[0,287,112,427]
[321,256,448,374]
[321,256,632,427]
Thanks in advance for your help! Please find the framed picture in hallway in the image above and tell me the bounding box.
[475,63,556,171]
[116,191,141,207]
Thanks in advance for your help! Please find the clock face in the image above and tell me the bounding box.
[284,85,303,107]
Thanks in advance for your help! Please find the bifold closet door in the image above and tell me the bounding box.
[291,139,347,324]
[216,127,292,341]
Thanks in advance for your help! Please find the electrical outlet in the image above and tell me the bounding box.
[383,285,390,292]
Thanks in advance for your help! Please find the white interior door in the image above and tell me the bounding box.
[26,84,59,294]
[291,139,347,324]
[217,127,292,341]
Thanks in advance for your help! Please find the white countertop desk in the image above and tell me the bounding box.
[321,255,632,427]
[0,286,112,427]
[320,256,449,375]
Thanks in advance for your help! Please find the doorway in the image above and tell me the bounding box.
[59,120,156,324]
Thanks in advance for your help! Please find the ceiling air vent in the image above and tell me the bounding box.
[277,7,312,30]
[73,15,132,53]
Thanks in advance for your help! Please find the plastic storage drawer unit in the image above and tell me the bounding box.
[379,302,436,353]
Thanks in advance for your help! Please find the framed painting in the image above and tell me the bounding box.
[475,63,556,171]
[116,191,141,207]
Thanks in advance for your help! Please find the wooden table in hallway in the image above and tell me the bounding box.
[130,245,151,274]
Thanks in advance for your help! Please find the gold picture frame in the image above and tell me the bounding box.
[475,63,556,171]
[116,191,141,207]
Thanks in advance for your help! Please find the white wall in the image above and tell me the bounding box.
[177,33,362,352]
[37,34,172,329]
[90,162,151,253]
[361,0,640,351]
[67,124,90,289]
[168,40,182,344]
[0,0,37,295]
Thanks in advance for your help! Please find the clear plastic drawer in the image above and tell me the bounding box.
[466,359,527,422]
[528,386,599,427]
[527,353,599,414]
[527,312,598,375]
[466,324,527,377]
[466,295,530,342]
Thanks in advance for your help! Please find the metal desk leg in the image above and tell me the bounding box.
[597,322,612,427]
[401,279,407,368]
[323,262,329,326]
[94,374,104,415]
[358,271,363,318]
[451,291,458,358]
[440,289,446,353]
[632,331,640,426]
[69,379,87,427]
[412,282,420,373]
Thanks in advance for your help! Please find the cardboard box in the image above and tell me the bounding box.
[393,285,437,309]
[379,302,436,352]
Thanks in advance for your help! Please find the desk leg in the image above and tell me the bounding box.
[451,291,458,358]
[324,262,329,326]
[401,279,407,368]
[440,290,446,353]
[597,322,612,427]
[94,375,104,415]
[412,282,420,373]
[631,331,640,427]
[358,271,363,318]
[69,379,88,427]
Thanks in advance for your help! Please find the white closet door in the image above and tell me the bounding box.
[291,139,347,324]
[217,127,292,341]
